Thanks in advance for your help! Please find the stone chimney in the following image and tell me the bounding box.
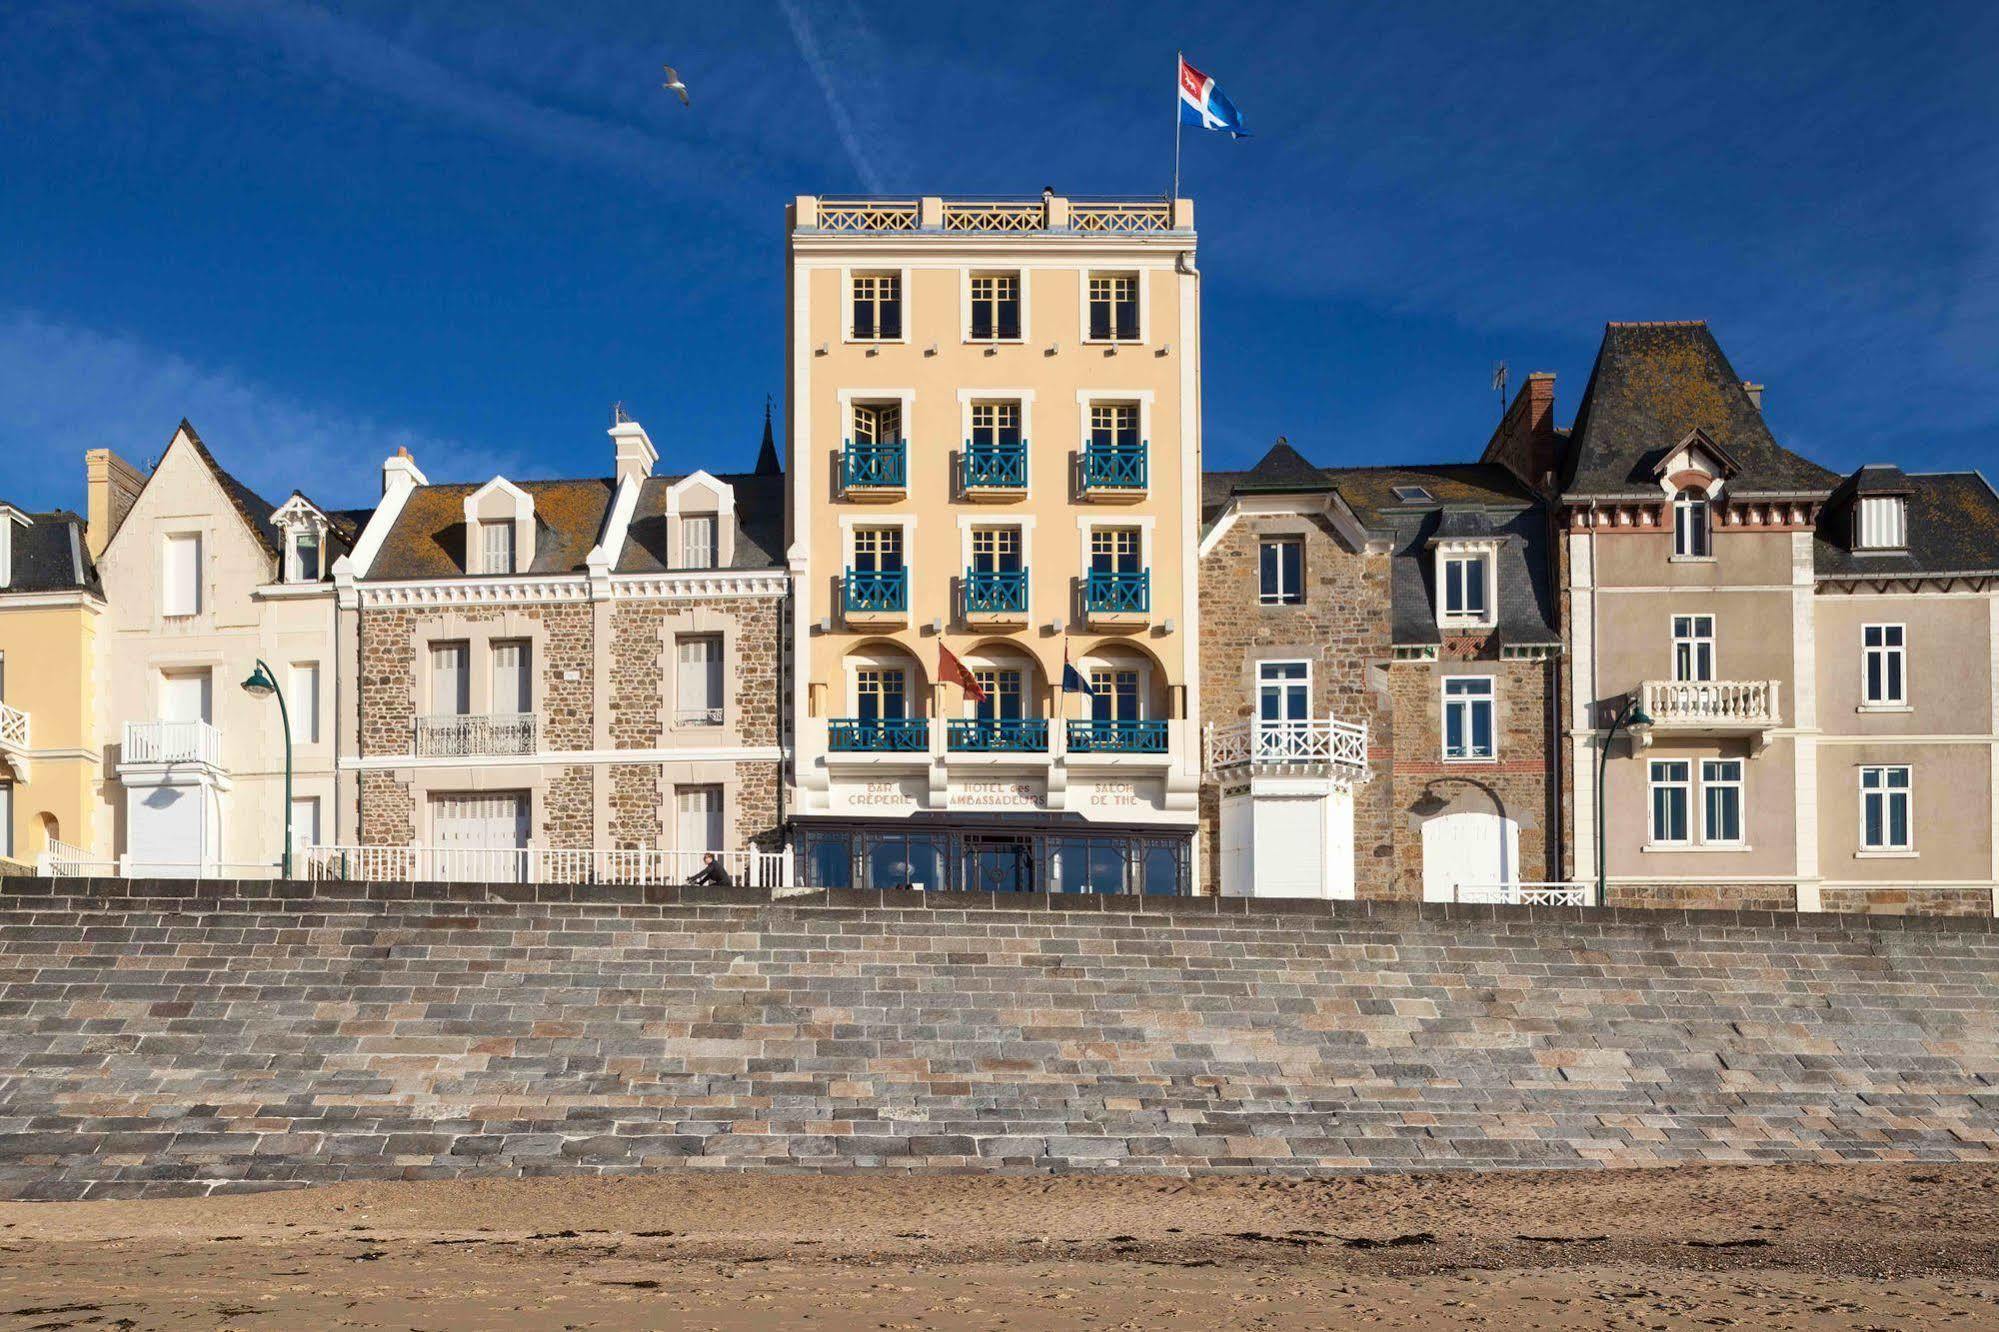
[84,448,147,559]
[381,446,427,498]
[1481,371,1562,493]
[1742,381,1764,411]
[609,419,658,486]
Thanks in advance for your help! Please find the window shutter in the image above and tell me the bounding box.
[163,534,201,616]
[492,641,530,714]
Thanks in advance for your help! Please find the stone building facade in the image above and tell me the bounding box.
[332,414,790,881]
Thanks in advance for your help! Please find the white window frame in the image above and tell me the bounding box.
[481,519,517,577]
[844,267,908,344]
[1441,675,1497,762]
[1672,614,1717,683]
[161,532,202,618]
[1259,537,1304,606]
[1699,758,1745,846]
[1861,623,1907,709]
[841,513,918,575]
[678,513,718,570]
[1859,765,1913,853]
[962,269,1027,343]
[1436,545,1496,628]
[1257,659,1312,723]
[1075,390,1153,461]
[1079,269,1148,344]
[1648,759,1693,846]
[1672,488,1712,560]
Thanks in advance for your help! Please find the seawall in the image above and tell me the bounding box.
[3,879,1998,1198]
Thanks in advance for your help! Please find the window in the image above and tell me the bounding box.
[1089,527,1142,574]
[855,667,907,720]
[290,796,321,856]
[1701,759,1744,844]
[969,401,1022,449]
[851,272,901,340]
[1440,553,1489,623]
[1087,273,1140,341]
[1259,539,1303,605]
[1649,760,1692,845]
[1258,661,1310,724]
[481,520,516,576]
[291,529,321,583]
[1673,488,1711,558]
[676,635,723,725]
[289,662,321,743]
[1090,669,1141,722]
[1855,496,1907,551]
[0,783,12,859]
[1860,766,1912,851]
[675,785,725,853]
[852,401,902,445]
[970,526,1022,573]
[1862,624,1906,707]
[1089,402,1140,450]
[159,669,212,724]
[430,641,470,716]
[973,668,1024,720]
[1673,614,1716,683]
[491,640,530,715]
[852,526,904,573]
[162,533,201,617]
[968,273,1021,341]
[1442,676,1496,761]
[679,514,718,570]
[1392,485,1435,504]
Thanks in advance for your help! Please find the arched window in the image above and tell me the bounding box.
[1673,488,1711,558]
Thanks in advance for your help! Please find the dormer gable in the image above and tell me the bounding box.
[269,492,336,583]
[0,505,30,589]
[1847,464,1913,554]
[1424,510,1508,629]
[663,470,736,570]
[464,477,535,575]
[1651,428,1739,499]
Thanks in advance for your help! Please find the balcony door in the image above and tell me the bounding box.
[855,668,907,722]
[1257,661,1310,757]
[159,670,212,724]
[973,669,1024,722]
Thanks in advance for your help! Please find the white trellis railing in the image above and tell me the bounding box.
[301,845,794,888]
[0,701,28,751]
[1071,201,1173,233]
[816,200,919,232]
[1640,679,1781,727]
[1451,881,1591,906]
[1206,717,1369,775]
[943,201,1041,231]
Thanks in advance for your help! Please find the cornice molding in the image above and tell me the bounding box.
[354,569,788,609]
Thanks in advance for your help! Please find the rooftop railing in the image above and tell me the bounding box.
[806,196,1180,236]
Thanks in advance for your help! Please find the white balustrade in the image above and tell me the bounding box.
[0,701,28,751]
[302,844,794,888]
[1205,717,1369,774]
[1452,881,1590,906]
[123,719,223,767]
[413,713,538,758]
[1639,679,1781,727]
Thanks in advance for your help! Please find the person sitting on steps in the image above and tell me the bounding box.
[687,852,734,887]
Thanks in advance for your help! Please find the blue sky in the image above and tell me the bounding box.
[1,1,1994,512]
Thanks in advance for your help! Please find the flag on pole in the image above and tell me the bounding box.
[1178,55,1249,138]
[939,644,987,704]
[1061,644,1097,697]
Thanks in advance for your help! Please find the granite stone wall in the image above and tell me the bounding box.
[4,879,1997,1200]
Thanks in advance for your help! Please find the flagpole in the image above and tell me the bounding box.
[1172,51,1183,202]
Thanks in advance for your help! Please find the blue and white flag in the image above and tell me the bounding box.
[1061,645,1097,696]
[1179,54,1248,138]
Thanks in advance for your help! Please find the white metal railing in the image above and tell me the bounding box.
[0,701,28,750]
[301,844,794,888]
[1206,717,1369,773]
[1451,881,1591,906]
[1072,200,1173,233]
[123,719,223,767]
[1640,679,1781,727]
[39,838,104,877]
[674,706,724,728]
[413,713,537,758]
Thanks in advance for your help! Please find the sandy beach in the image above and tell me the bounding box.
[1,1163,1997,1328]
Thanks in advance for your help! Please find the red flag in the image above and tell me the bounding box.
[939,645,987,703]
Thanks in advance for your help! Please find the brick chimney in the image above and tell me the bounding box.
[1481,371,1562,493]
[1741,381,1764,411]
[84,448,147,559]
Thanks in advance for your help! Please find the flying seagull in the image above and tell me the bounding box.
[661,65,689,105]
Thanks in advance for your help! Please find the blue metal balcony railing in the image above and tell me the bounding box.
[1082,440,1148,490]
[844,567,909,614]
[1066,719,1168,754]
[1084,568,1150,614]
[964,567,1028,615]
[842,439,907,490]
[829,718,930,752]
[947,717,1049,752]
[961,440,1028,490]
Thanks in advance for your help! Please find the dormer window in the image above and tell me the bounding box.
[0,507,26,589]
[292,528,320,582]
[270,494,334,585]
[481,520,516,575]
[1392,485,1435,505]
[1438,548,1494,626]
[1855,495,1907,551]
[1672,487,1711,558]
[464,477,535,576]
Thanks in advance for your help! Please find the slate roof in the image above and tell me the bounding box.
[176,420,285,557]
[619,472,786,573]
[1562,323,1839,500]
[0,509,101,596]
[1816,472,1999,580]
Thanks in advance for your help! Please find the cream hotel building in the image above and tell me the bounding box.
[784,193,1203,894]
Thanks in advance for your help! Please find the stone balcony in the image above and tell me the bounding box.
[1637,679,1783,753]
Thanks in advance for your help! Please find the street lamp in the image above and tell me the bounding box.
[240,659,294,879]
[1594,695,1654,907]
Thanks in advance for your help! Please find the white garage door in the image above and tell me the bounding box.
[1421,810,1520,903]
[1255,796,1327,898]
[430,793,528,883]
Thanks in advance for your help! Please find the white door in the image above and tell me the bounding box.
[160,670,212,723]
[1255,796,1326,898]
[1421,811,1520,903]
[430,793,528,883]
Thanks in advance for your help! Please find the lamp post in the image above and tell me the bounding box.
[240,659,293,879]
[1594,694,1654,907]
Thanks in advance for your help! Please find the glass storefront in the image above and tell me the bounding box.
[795,817,1191,896]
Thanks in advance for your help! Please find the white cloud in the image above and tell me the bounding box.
[0,309,510,511]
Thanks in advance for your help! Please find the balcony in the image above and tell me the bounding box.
[1207,718,1369,784]
[947,717,1049,753]
[960,441,1028,499]
[843,567,909,627]
[1637,679,1782,753]
[121,719,224,778]
[1083,569,1150,626]
[1066,718,1168,755]
[414,712,537,758]
[804,196,1179,236]
[841,439,907,500]
[0,701,28,777]
[964,568,1028,625]
[1080,441,1148,501]
[829,718,930,753]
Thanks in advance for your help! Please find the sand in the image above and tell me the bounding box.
[2,1163,1998,1328]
